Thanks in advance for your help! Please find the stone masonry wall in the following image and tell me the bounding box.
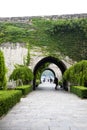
[0,43,27,78]
[0,13,87,23]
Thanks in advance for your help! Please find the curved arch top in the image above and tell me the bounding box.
[42,68,56,77]
[33,56,67,75]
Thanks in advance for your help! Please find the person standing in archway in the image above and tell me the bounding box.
[54,77,58,90]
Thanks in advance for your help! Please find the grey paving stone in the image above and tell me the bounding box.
[49,126,70,130]
[0,85,87,130]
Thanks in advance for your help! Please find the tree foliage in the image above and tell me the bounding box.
[9,65,33,85]
[0,50,7,89]
[63,60,87,86]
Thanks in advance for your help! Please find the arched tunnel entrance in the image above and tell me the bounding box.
[33,56,68,90]
[41,68,56,83]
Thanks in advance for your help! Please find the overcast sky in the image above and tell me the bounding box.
[0,0,87,17]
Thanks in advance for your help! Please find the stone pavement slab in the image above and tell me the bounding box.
[0,84,87,130]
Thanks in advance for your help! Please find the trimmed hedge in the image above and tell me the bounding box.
[70,86,87,98]
[0,90,22,117]
[15,85,32,95]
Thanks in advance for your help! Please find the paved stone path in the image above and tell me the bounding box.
[0,83,87,130]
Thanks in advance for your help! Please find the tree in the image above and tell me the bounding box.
[0,50,7,89]
[63,60,87,86]
[9,65,33,85]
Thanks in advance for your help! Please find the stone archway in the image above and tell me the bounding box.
[33,56,68,90]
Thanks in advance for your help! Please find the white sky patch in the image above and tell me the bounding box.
[0,0,87,17]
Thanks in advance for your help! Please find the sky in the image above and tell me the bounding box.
[0,0,87,17]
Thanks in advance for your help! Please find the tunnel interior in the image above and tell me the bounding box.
[33,56,68,90]
[41,68,56,83]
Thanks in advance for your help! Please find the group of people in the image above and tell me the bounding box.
[42,76,59,90]
[42,77,53,83]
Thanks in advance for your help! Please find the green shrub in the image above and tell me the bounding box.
[63,60,87,86]
[0,90,22,117]
[15,85,32,95]
[70,86,87,98]
[0,50,7,90]
[9,65,33,85]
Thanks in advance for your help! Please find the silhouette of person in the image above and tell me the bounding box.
[54,77,58,90]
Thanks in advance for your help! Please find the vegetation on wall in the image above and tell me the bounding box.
[0,17,87,61]
[23,43,30,66]
[0,50,7,90]
[63,60,87,86]
[46,18,87,61]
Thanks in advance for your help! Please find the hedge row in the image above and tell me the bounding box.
[15,85,32,96]
[0,85,33,117]
[70,86,87,98]
[0,90,22,117]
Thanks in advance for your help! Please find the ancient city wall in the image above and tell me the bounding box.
[0,13,81,79]
[0,13,87,23]
[0,43,27,77]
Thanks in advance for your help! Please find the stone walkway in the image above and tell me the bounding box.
[0,83,87,130]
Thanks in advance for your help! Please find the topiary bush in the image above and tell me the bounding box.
[9,65,33,85]
[63,60,87,86]
[0,50,7,90]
